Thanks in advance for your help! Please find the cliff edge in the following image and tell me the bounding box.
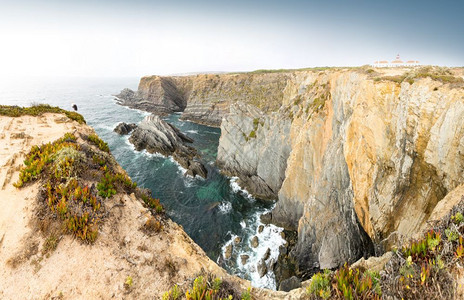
[0,107,312,299]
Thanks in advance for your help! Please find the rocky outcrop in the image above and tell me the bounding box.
[278,276,301,292]
[113,122,137,135]
[115,75,190,115]
[217,68,464,274]
[129,114,207,179]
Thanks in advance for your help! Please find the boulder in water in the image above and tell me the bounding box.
[185,160,208,178]
[260,212,272,224]
[128,114,207,179]
[250,236,259,248]
[240,254,249,265]
[224,244,233,260]
[263,248,271,261]
[114,122,137,135]
[257,259,268,278]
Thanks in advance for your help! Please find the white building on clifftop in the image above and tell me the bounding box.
[372,54,420,67]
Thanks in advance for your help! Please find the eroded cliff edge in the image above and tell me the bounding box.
[118,67,464,279]
[0,107,312,299]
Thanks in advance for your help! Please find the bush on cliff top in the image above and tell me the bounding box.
[163,272,246,300]
[0,104,86,124]
[13,131,163,247]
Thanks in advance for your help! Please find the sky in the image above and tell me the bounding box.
[0,0,463,77]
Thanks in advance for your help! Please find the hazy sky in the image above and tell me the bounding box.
[0,0,462,77]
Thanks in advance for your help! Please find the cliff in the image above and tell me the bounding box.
[0,107,308,299]
[219,68,464,274]
[118,67,464,277]
[117,72,291,126]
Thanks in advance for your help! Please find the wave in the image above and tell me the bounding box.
[219,207,285,290]
[218,201,232,214]
[229,177,255,201]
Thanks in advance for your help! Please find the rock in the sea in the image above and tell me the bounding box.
[114,122,137,135]
[250,236,259,248]
[234,236,242,244]
[224,244,232,260]
[258,225,264,233]
[115,76,188,115]
[128,114,207,178]
[184,160,208,178]
[257,259,267,278]
[240,254,249,265]
[263,248,271,261]
[278,276,301,292]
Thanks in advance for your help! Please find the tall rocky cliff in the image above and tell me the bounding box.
[118,67,464,275]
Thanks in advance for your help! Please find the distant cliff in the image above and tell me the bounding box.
[116,72,290,126]
[118,67,464,278]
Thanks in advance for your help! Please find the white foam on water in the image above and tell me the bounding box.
[220,208,286,290]
[186,129,199,134]
[239,213,286,290]
[115,100,151,116]
[229,177,255,201]
[168,156,188,175]
[93,123,116,132]
[124,137,165,159]
[218,201,232,214]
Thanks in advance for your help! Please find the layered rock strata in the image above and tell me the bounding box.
[117,73,291,126]
[121,67,464,278]
[217,103,291,200]
[218,70,464,273]
[129,114,207,179]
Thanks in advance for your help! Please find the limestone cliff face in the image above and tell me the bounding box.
[123,67,464,274]
[217,102,291,199]
[116,76,190,114]
[181,73,289,126]
[217,69,464,272]
[118,73,290,126]
[274,71,464,272]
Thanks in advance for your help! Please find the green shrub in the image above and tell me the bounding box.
[452,212,464,224]
[97,172,117,198]
[163,284,181,300]
[164,274,241,300]
[307,269,332,299]
[87,134,110,153]
[14,133,78,187]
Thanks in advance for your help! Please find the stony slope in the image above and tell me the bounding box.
[0,110,309,299]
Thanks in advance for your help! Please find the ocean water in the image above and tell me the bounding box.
[0,76,285,289]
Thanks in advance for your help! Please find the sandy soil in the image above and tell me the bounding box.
[0,113,306,299]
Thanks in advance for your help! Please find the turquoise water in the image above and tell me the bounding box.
[0,77,285,289]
